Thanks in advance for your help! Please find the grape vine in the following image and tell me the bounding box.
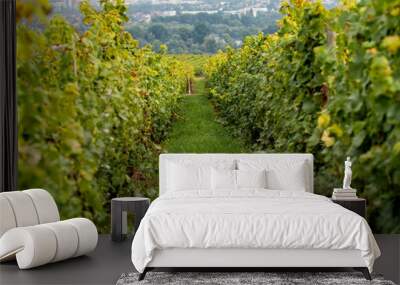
[206,0,400,233]
[17,0,192,232]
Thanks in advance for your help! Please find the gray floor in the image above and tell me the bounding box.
[1,234,399,285]
[374,234,400,284]
[0,235,133,285]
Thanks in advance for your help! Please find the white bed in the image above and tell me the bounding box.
[131,154,380,280]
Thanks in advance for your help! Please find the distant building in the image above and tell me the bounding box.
[223,8,253,16]
[181,10,218,15]
[158,11,177,17]
[252,7,269,16]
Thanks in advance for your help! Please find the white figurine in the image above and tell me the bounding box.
[342,156,352,190]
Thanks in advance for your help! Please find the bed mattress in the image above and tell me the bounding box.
[131,190,380,273]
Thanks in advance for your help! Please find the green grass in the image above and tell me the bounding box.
[164,78,247,153]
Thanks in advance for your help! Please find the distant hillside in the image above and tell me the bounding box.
[47,0,338,53]
[127,11,280,54]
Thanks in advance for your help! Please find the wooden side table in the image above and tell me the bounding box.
[111,197,150,242]
[331,197,366,218]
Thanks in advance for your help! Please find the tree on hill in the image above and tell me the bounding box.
[149,24,169,41]
[193,23,210,44]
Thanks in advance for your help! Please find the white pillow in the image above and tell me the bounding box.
[211,168,236,190]
[165,159,236,193]
[236,169,267,189]
[238,159,307,191]
[266,162,306,191]
[167,162,211,191]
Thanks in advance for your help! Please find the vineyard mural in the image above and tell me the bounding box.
[17,0,399,234]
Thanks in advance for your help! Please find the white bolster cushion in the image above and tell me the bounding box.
[0,218,98,269]
[42,221,79,262]
[23,189,60,224]
[64,218,98,257]
[0,191,39,227]
[0,226,57,269]
[0,196,17,237]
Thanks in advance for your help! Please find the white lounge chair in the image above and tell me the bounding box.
[0,189,98,269]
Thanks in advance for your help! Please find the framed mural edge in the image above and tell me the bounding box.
[0,0,17,192]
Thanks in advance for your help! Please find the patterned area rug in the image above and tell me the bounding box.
[116,272,395,285]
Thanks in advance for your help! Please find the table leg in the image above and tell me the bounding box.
[111,201,123,241]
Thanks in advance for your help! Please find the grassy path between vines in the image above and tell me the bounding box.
[164,78,247,153]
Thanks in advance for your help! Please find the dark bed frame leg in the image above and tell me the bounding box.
[138,268,148,281]
[354,267,371,280]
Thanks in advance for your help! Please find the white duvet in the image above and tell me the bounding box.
[131,190,380,273]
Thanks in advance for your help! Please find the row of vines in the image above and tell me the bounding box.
[17,0,192,232]
[205,0,400,233]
